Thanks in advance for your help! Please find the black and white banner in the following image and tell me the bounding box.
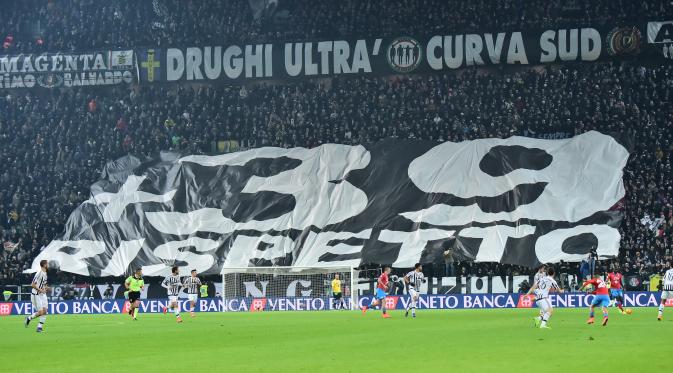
[0,50,136,89]
[27,131,629,276]
[647,21,673,60]
[138,23,647,84]
[2,21,666,89]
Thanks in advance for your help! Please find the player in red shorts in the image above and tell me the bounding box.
[361,267,392,318]
[579,275,610,326]
[607,266,626,315]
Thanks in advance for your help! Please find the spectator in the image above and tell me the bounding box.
[1,2,673,284]
[580,258,591,280]
[443,249,455,277]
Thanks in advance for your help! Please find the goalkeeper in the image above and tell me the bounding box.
[331,274,346,310]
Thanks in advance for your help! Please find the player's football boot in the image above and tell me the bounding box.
[36,326,43,333]
[540,325,551,329]
[382,313,391,319]
[658,315,663,321]
[190,311,195,317]
[405,309,409,317]
[586,317,595,324]
[163,307,167,315]
[534,317,541,328]
[24,316,31,328]
[177,316,183,323]
[360,306,368,315]
[602,317,608,326]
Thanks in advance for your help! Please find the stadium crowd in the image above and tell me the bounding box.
[2,61,673,285]
[1,0,671,53]
[1,0,673,286]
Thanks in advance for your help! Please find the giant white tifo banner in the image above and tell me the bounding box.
[26,131,629,276]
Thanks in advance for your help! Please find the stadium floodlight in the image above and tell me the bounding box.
[221,266,359,311]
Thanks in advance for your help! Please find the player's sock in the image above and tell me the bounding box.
[617,302,624,312]
[659,304,664,316]
[133,308,139,318]
[174,307,180,317]
[589,310,595,318]
[411,306,416,317]
[540,313,549,327]
[28,312,37,320]
[602,311,608,319]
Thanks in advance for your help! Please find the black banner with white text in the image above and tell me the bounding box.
[1,21,670,89]
[137,24,648,84]
[27,131,628,277]
[0,50,136,89]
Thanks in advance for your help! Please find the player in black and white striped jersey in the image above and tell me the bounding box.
[161,266,183,323]
[526,267,562,329]
[657,262,673,321]
[183,269,202,317]
[533,265,547,287]
[532,265,547,319]
[25,260,50,332]
[404,263,425,318]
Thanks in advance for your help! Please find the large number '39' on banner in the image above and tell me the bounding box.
[27,131,629,276]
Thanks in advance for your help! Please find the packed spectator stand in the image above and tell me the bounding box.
[2,0,673,286]
[1,0,669,53]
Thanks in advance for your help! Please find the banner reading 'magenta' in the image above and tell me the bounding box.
[138,24,645,83]
[0,50,136,89]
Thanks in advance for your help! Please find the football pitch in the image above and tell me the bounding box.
[1,308,671,372]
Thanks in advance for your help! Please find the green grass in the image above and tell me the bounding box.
[1,308,671,372]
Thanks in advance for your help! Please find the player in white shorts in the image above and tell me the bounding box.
[532,265,547,318]
[658,262,673,321]
[526,267,562,329]
[161,266,183,323]
[404,263,425,318]
[25,260,50,332]
[183,269,202,317]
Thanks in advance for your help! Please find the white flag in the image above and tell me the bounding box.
[110,50,134,68]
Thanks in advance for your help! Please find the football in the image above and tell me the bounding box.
[626,308,633,315]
